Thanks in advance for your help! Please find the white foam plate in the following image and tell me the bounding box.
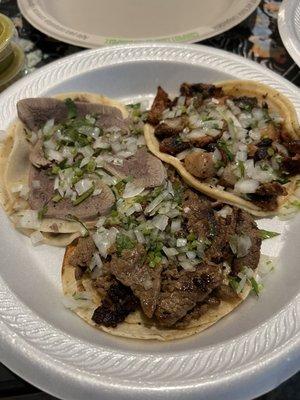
[17,0,260,47]
[0,43,299,400]
[278,0,300,67]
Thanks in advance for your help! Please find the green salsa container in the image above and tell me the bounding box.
[0,14,24,91]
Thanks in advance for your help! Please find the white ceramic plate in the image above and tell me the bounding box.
[278,0,300,67]
[0,43,299,400]
[17,0,260,47]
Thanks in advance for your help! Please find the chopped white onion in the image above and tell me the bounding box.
[152,215,169,231]
[236,274,247,294]
[212,148,222,162]
[32,180,41,189]
[234,179,259,194]
[93,227,118,258]
[186,251,196,260]
[273,142,288,157]
[216,205,233,218]
[171,218,181,233]
[30,231,44,246]
[93,138,110,149]
[229,234,252,258]
[43,119,54,135]
[162,246,179,257]
[144,191,169,214]
[88,252,103,271]
[123,182,145,199]
[93,188,103,196]
[96,216,106,228]
[78,145,94,158]
[47,149,64,162]
[176,238,187,247]
[74,179,93,196]
[180,260,196,271]
[134,229,145,244]
[125,203,143,216]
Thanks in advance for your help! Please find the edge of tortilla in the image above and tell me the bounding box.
[0,92,128,246]
[144,80,300,217]
[61,242,250,341]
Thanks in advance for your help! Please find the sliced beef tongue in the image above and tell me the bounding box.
[92,281,139,328]
[17,98,129,133]
[154,263,223,327]
[231,209,262,275]
[104,148,167,188]
[28,166,115,220]
[109,244,162,318]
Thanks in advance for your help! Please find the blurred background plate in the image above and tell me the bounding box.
[278,0,300,67]
[17,0,260,47]
[0,43,299,400]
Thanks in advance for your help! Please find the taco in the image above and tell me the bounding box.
[0,93,165,246]
[144,81,300,216]
[62,168,262,340]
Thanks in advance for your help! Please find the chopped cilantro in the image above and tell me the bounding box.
[237,160,245,177]
[65,98,77,119]
[116,233,136,255]
[52,193,62,203]
[259,229,280,240]
[72,185,94,206]
[228,276,239,291]
[217,140,234,161]
[37,205,48,220]
[250,277,263,296]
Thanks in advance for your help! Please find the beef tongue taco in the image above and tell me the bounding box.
[62,169,262,340]
[144,81,300,216]
[0,93,165,246]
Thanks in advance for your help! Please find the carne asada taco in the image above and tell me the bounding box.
[0,93,165,246]
[144,80,300,216]
[62,168,262,340]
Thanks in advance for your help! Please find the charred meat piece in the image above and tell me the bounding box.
[147,87,171,125]
[180,83,223,99]
[28,166,115,220]
[282,154,300,175]
[155,263,223,327]
[254,138,273,162]
[104,148,166,188]
[191,133,221,149]
[260,123,279,142]
[233,96,258,111]
[231,210,262,275]
[283,140,300,155]
[110,244,162,318]
[183,190,216,240]
[213,284,238,301]
[247,182,287,211]
[69,236,96,269]
[154,117,187,138]
[184,152,215,179]
[159,136,191,155]
[17,98,128,133]
[219,164,238,188]
[174,296,220,328]
[92,281,139,327]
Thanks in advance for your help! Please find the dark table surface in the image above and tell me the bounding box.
[0,0,299,399]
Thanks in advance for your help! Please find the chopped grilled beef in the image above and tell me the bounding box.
[213,284,239,301]
[180,83,223,99]
[183,190,216,239]
[257,138,273,147]
[159,136,190,155]
[155,263,223,327]
[205,211,238,263]
[104,148,166,188]
[69,236,96,269]
[247,143,258,158]
[260,123,280,141]
[233,96,258,111]
[282,154,300,175]
[28,166,115,220]
[247,182,287,211]
[109,244,162,318]
[219,165,238,188]
[154,117,187,138]
[284,140,300,155]
[184,152,215,179]
[93,273,118,298]
[147,87,171,125]
[92,281,139,327]
[191,133,221,148]
[231,209,262,274]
